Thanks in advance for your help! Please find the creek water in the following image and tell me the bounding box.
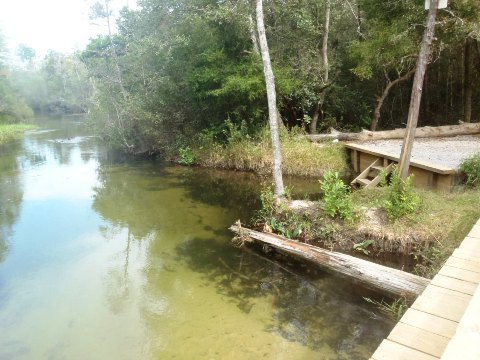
[0,117,394,359]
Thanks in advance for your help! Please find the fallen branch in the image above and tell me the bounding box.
[308,122,480,142]
[230,224,429,302]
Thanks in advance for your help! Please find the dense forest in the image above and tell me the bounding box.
[2,0,480,155]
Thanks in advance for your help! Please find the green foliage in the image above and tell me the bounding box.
[256,187,312,240]
[364,297,408,321]
[460,153,480,187]
[16,44,36,63]
[78,0,480,154]
[384,168,422,221]
[353,239,374,255]
[192,125,347,177]
[0,124,36,145]
[178,145,195,165]
[11,51,92,115]
[319,171,354,222]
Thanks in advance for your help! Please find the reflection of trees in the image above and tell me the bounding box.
[178,166,325,219]
[92,163,393,357]
[0,142,24,264]
[92,165,263,239]
[175,237,395,358]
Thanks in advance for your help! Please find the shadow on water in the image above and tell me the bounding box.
[174,236,395,358]
[90,151,396,358]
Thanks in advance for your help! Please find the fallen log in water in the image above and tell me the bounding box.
[308,122,480,142]
[230,223,429,301]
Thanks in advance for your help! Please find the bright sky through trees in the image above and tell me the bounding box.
[0,0,135,59]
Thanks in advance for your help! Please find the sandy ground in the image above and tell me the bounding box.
[357,135,480,170]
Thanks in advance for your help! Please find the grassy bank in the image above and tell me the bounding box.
[254,176,480,278]
[351,187,480,276]
[185,127,348,177]
[0,123,36,145]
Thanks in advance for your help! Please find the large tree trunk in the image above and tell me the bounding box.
[308,122,480,142]
[230,224,429,301]
[310,0,331,135]
[256,0,285,198]
[371,70,415,131]
[398,0,439,179]
[464,36,474,123]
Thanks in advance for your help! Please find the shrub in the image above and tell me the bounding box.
[384,168,421,221]
[178,146,195,165]
[255,187,312,240]
[460,153,480,187]
[319,171,354,222]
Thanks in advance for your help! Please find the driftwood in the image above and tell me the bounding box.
[308,122,480,142]
[230,224,429,301]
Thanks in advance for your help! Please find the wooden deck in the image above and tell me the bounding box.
[345,143,459,190]
[370,219,480,360]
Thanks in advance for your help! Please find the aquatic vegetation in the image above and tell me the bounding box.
[0,123,35,145]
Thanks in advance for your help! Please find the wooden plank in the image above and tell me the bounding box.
[371,339,437,360]
[445,257,480,274]
[400,308,457,338]
[343,143,456,174]
[441,279,480,360]
[387,322,449,357]
[370,219,480,360]
[351,158,380,185]
[459,236,480,252]
[438,265,480,284]
[366,162,394,188]
[352,149,359,172]
[422,284,471,300]
[452,249,480,263]
[430,274,478,296]
[357,178,372,186]
[467,225,480,239]
[412,289,471,322]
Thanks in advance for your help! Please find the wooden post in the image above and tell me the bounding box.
[398,0,439,179]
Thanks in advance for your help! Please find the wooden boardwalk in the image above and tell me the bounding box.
[370,219,480,360]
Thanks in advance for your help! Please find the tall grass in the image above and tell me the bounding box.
[0,123,36,145]
[351,186,480,276]
[192,126,347,177]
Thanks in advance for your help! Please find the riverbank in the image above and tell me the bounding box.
[0,123,36,145]
[168,125,480,278]
[176,127,348,178]
[252,183,480,279]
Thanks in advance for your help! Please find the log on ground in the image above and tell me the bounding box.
[308,122,480,142]
[230,224,429,302]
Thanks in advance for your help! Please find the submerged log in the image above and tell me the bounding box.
[308,122,480,142]
[230,224,429,301]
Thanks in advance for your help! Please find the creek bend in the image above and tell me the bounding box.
[0,117,394,359]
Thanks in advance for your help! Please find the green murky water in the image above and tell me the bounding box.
[0,117,394,359]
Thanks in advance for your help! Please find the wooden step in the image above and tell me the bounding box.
[357,178,372,186]
[351,158,381,186]
[351,159,394,189]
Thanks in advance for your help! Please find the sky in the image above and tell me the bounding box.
[0,0,137,61]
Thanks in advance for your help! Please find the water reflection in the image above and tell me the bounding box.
[92,159,394,358]
[0,142,24,264]
[0,117,394,360]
